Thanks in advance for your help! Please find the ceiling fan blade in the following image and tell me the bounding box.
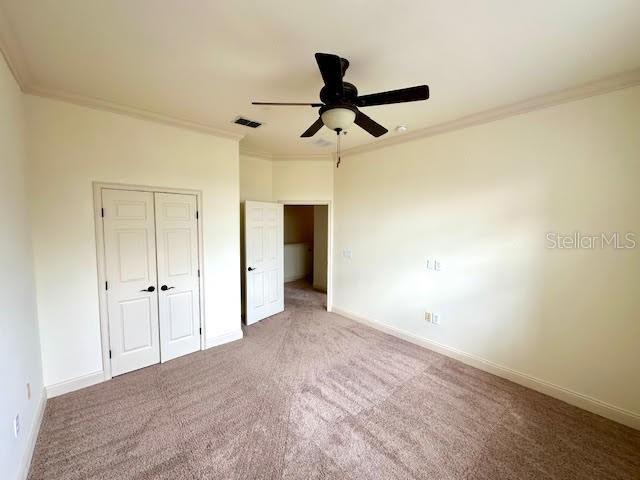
[252,101,323,107]
[356,85,429,107]
[315,53,348,95]
[354,111,388,137]
[300,117,325,137]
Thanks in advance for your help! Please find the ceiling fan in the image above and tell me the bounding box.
[252,53,430,139]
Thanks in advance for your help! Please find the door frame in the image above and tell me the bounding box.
[93,182,206,381]
[279,200,333,311]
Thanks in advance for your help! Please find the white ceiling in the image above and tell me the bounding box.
[2,1,640,155]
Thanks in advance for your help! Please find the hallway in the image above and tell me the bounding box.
[283,279,327,311]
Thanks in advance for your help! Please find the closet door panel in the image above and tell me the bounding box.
[102,189,160,376]
[155,192,201,361]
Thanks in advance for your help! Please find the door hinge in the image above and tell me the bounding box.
[197,269,200,278]
[109,349,112,359]
[105,281,108,290]
[196,210,199,220]
[101,207,104,217]
[199,327,202,335]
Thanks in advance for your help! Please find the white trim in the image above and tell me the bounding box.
[238,147,332,162]
[3,12,639,158]
[239,148,274,160]
[205,329,243,349]
[45,371,105,399]
[332,307,640,431]
[27,87,244,140]
[93,182,206,381]
[18,387,47,480]
[279,200,333,312]
[0,6,32,89]
[271,153,332,162]
[340,68,640,158]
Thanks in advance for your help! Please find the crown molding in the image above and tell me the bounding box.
[1,7,243,141]
[0,5,33,89]
[239,147,274,160]
[272,153,332,162]
[341,68,640,158]
[4,0,639,156]
[239,147,332,162]
[25,85,245,140]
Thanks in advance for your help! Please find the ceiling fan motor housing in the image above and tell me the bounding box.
[319,80,359,132]
[320,82,359,105]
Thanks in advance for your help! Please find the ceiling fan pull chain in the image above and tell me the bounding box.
[336,130,341,168]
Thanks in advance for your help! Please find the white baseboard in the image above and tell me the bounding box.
[45,370,105,399]
[332,306,640,430]
[206,329,243,349]
[18,387,47,480]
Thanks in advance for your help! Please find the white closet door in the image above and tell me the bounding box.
[154,193,201,362]
[244,201,284,325]
[102,189,160,376]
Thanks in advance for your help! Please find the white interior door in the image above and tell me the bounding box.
[154,192,201,362]
[102,189,160,376]
[245,201,284,325]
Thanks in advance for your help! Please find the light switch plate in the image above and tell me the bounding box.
[426,257,442,271]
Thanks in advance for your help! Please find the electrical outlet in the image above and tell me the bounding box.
[424,312,432,322]
[27,382,31,400]
[13,414,20,438]
[342,249,352,260]
[432,313,441,325]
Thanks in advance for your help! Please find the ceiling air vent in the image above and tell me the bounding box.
[233,116,262,128]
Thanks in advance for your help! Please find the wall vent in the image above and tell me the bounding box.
[233,116,262,128]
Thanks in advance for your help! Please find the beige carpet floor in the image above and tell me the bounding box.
[29,281,639,479]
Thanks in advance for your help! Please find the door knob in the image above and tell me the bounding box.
[247,267,256,271]
[161,285,175,291]
[140,286,155,292]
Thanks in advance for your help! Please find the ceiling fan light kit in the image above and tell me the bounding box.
[320,107,357,131]
[252,52,429,167]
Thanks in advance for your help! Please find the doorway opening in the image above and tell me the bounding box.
[283,204,329,309]
[243,200,332,325]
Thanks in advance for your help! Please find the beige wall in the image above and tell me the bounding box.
[333,86,640,419]
[0,57,43,479]
[239,155,334,203]
[240,154,272,202]
[27,95,241,388]
[272,159,333,202]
